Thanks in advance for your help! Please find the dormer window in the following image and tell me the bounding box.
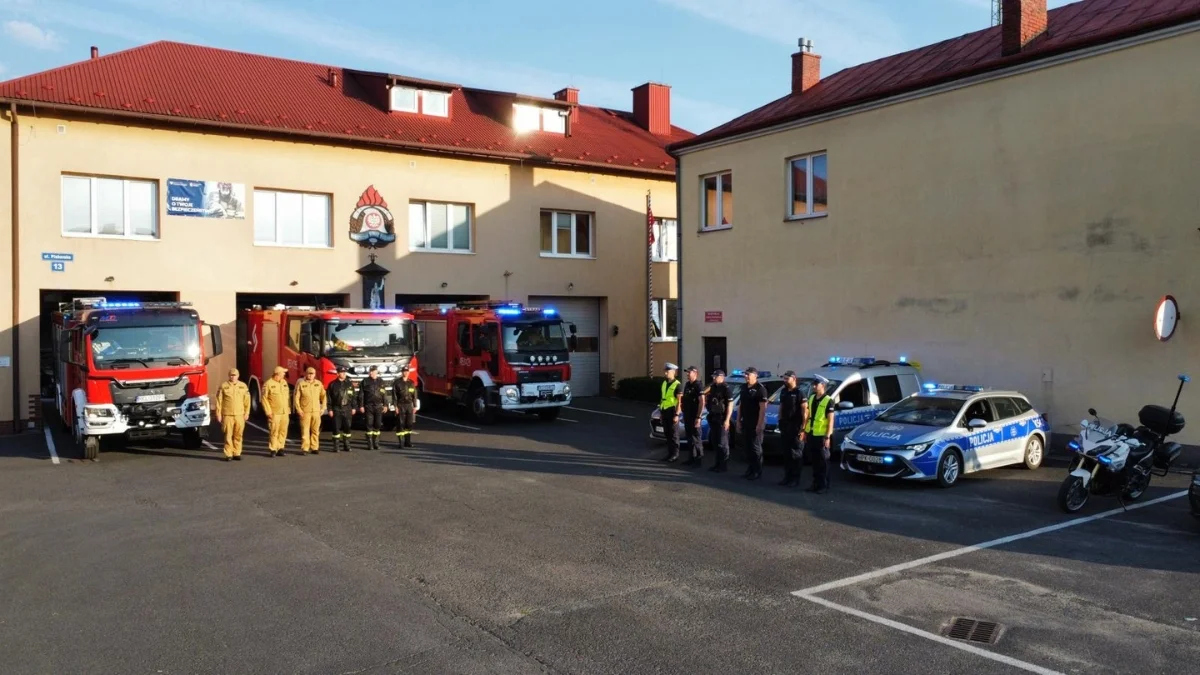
[513,103,568,134]
[390,86,450,117]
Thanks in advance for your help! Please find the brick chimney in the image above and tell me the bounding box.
[90,46,99,59]
[632,83,671,136]
[792,38,820,94]
[554,87,580,123]
[1001,0,1048,56]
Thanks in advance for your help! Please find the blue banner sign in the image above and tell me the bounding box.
[51,262,66,272]
[41,252,74,261]
[167,179,245,219]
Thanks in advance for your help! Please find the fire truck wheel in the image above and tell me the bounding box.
[182,428,203,450]
[469,386,497,425]
[249,382,263,419]
[82,435,100,461]
[537,408,560,422]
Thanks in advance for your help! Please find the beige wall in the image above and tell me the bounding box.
[0,110,12,430]
[0,115,677,424]
[679,31,1200,443]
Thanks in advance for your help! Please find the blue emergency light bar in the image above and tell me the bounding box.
[496,308,522,316]
[923,383,986,393]
[729,370,772,378]
[99,301,141,309]
[543,308,557,316]
[828,356,876,366]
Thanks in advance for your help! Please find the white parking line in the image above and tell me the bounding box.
[791,490,1187,596]
[202,440,219,451]
[557,417,579,424]
[43,427,60,465]
[565,406,636,419]
[246,420,290,445]
[417,415,481,432]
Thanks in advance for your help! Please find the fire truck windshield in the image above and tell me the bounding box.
[502,320,568,353]
[90,324,201,367]
[324,321,413,357]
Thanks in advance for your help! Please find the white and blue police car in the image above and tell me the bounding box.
[839,383,1048,487]
[649,370,785,445]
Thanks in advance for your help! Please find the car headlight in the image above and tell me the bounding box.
[354,366,366,374]
[502,386,519,401]
[184,397,208,413]
[843,438,860,450]
[1191,473,1200,487]
[907,442,930,456]
[562,385,571,396]
[84,405,115,419]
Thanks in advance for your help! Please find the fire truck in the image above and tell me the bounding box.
[242,305,420,416]
[52,297,223,459]
[410,302,577,423]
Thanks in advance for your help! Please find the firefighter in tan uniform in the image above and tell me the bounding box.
[261,366,292,457]
[293,366,327,454]
[215,367,250,461]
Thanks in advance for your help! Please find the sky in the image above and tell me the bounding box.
[0,0,1079,133]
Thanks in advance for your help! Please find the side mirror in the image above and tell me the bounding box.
[968,418,987,430]
[569,323,578,335]
[413,323,423,354]
[568,335,579,352]
[206,324,224,358]
[837,401,854,410]
[1087,407,1097,417]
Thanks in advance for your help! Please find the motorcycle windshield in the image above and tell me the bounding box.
[1083,418,1118,442]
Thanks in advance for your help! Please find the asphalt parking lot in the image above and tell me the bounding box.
[1,399,1197,674]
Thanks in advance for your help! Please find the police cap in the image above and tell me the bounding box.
[664,362,678,372]
[336,366,348,373]
[813,373,831,385]
[712,369,726,377]
[684,366,698,374]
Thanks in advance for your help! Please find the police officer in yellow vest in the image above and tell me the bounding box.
[294,366,327,454]
[215,367,250,461]
[800,373,836,494]
[659,362,683,462]
[261,366,292,457]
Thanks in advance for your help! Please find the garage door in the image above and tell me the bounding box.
[530,296,600,397]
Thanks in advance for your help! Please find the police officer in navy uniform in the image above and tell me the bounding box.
[705,369,734,473]
[739,367,770,481]
[659,363,683,462]
[801,374,836,494]
[680,366,705,467]
[776,370,806,487]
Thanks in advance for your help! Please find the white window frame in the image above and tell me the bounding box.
[389,86,418,113]
[60,174,159,240]
[421,90,449,117]
[253,189,332,249]
[651,218,678,262]
[787,152,828,219]
[700,171,733,232]
[540,210,595,259]
[409,200,473,254]
[650,298,678,341]
[390,86,450,117]
[513,103,567,134]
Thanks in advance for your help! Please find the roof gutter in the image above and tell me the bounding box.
[8,102,19,433]
[671,15,1200,156]
[0,99,676,178]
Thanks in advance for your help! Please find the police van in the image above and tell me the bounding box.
[840,383,1048,487]
[764,357,924,456]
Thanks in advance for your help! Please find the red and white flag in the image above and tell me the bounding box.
[647,192,656,246]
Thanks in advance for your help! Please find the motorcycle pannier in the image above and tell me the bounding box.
[1138,405,1185,436]
[1154,442,1182,470]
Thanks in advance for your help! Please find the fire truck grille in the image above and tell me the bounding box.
[517,370,564,384]
[109,377,189,415]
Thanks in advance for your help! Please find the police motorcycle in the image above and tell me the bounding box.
[1058,374,1187,513]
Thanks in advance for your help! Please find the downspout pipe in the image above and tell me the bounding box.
[674,158,683,374]
[9,103,19,433]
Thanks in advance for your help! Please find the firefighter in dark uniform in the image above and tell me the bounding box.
[357,365,391,450]
[326,366,357,452]
[776,370,806,487]
[392,365,420,448]
[801,373,836,494]
[680,366,705,467]
[739,367,770,481]
[705,369,734,473]
[659,363,683,462]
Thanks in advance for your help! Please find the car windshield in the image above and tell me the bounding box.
[90,323,201,366]
[324,321,413,357]
[874,396,964,427]
[502,320,567,352]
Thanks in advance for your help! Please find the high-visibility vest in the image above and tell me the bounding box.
[806,394,833,436]
[660,380,680,410]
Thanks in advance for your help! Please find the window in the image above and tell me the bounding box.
[409,201,471,253]
[652,218,678,262]
[701,171,733,230]
[61,175,158,238]
[1012,397,1033,415]
[872,375,904,405]
[542,108,565,134]
[992,397,1021,420]
[788,152,828,218]
[254,189,331,247]
[650,298,678,340]
[837,380,867,408]
[539,210,593,258]
[287,318,304,352]
[390,86,450,116]
[962,400,996,425]
[513,103,566,134]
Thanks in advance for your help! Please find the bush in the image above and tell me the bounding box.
[616,376,667,403]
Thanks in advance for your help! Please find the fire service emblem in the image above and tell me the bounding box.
[348,185,396,248]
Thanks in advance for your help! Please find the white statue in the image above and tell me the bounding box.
[369,281,383,309]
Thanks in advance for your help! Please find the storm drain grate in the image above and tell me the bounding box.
[945,617,1004,645]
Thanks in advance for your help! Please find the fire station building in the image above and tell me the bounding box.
[0,41,687,432]
[671,0,1200,443]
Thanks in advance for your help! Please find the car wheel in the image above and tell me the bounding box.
[1058,475,1089,513]
[1121,471,1150,502]
[936,449,962,488]
[83,435,100,461]
[1022,436,1044,470]
[469,386,496,425]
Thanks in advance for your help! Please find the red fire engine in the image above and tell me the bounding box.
[52,297,223,459]
[242,305,420,415]
[410,302,576,423]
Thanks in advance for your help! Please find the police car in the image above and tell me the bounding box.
[649,370,785,445]
[763,357,924,456]
[840,383,1048,487]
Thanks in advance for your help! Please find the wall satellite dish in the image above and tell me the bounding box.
[1154,295,1179,341]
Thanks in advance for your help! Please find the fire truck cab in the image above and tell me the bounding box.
[411,303,577,423]
[242,305,420,416]
[52,297,223,459]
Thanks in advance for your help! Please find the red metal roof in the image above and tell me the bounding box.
[672,0,1200,152]
[0,41,691,177]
